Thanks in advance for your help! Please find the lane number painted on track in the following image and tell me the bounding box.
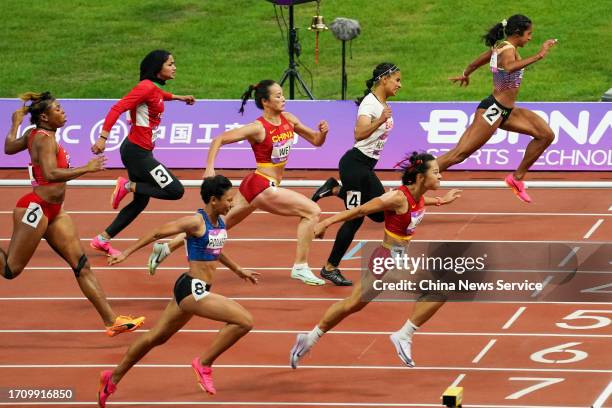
[556,310,612,330]
[505,377,565,400]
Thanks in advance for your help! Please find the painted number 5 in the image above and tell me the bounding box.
[556,310,612,330]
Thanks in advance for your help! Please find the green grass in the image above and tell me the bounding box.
[2,0,610,101]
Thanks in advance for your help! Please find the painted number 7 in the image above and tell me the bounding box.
[505,377,565,400]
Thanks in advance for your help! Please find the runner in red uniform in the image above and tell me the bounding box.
[147,80,329,285]
[1,93,144,336]
[290,152,461,368]
[90,49,195,255]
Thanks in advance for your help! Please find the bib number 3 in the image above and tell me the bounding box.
[150,164,173,188]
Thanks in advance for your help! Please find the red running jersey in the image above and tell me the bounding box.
[102,79,173,150]
[384,185,425,240]
[251,114,294,167]
[27,129,70,186]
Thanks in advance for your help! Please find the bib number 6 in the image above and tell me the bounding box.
[21,202,43,228]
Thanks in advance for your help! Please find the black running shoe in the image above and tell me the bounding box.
[311,177,340,202]
[320,267,353,286]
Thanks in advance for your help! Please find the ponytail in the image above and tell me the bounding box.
[483,15,532,47]
[238,79,276,115]
[355,62,399,106]
[19,91,55,125]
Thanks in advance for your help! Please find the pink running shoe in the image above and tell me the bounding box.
[191,357,216,395]
[111,177,130,209]
[505,174,532,203]
[90,236,121,256]
[97,370,117,408]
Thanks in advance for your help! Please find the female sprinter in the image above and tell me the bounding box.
[90,49,195,255]
[98,176,259,407]
[1,93,144,336]
[147,80,329,285]
[310,62,401,286]
[290,152,461,368]
[440,14,557,203]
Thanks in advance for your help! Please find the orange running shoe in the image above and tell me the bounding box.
[105,315,145,337]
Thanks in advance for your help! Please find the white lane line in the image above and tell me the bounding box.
[558,246,580,267]
[531,276,554,298]
[0,238,606,243]
[448,373,466,388]
[472,339,497,363]
[17,266,611,274]
[2,210,611,216]
[502,307,527,330]
[0,363,610,374]
[592,380,612,408]
[584,219,604,239]
[0,401,589,407]
[0,329,610,338]
[1,297,612,305]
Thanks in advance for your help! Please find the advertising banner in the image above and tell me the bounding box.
[1,99,609,170]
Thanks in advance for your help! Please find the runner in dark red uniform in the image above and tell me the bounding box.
[1,93,144,336]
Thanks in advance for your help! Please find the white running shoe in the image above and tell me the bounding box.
[291,265,325,285]
[290,333,312,369]
[389,332,415,367]
[147,243,169,276]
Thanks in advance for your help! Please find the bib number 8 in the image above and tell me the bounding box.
[191,278,210,302]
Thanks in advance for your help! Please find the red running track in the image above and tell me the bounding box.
[0,170,611,407]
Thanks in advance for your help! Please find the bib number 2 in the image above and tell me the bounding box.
[483,103,503,126]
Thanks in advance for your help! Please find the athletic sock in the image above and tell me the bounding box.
[124,181,131,191]
[397,320,419,339]
[97,234,110,242]
[306,326,325,346]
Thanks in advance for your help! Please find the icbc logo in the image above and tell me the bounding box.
[90,119,129,151]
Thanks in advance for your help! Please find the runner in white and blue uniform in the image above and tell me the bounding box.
[97,176,259,407]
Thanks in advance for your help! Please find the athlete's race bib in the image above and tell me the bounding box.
[151,126,162,143]
[405,208,425,235]
[482,103,503,126]
[21,202,43,228]
[191,278,210,302]
[205,228,227,257]
[271,139,292,164]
